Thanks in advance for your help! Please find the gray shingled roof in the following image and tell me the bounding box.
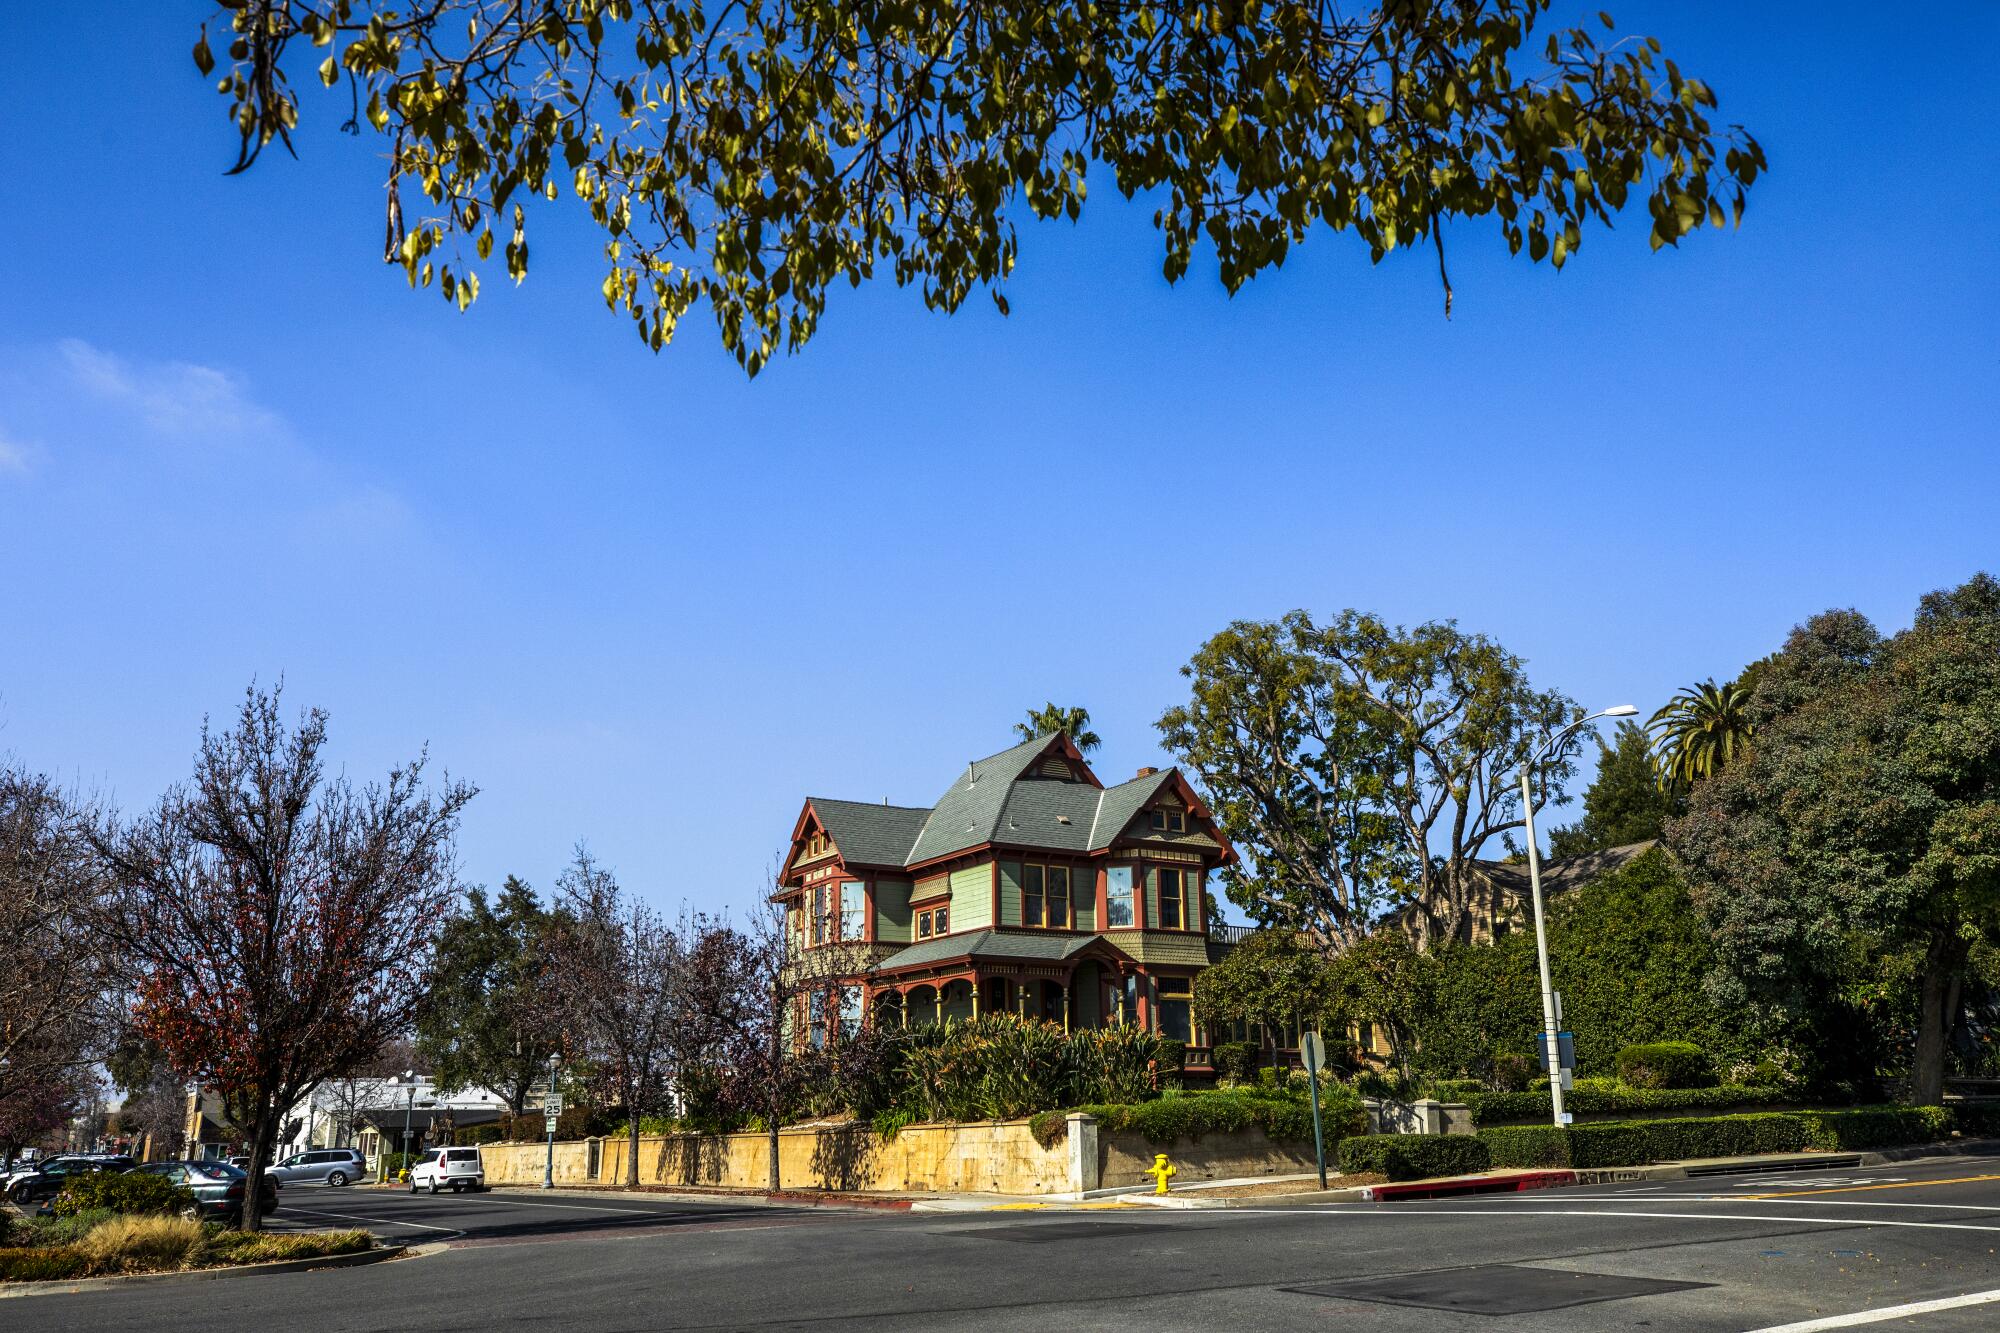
[874,929,1120,972]
[807,798,931,868]
[808,734,1213,870]
[905,733,1068,866]
[1085,771,1176,851]
[1473,840,1658,896]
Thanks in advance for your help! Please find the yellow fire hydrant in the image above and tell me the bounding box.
[1145,1154,1177,1195]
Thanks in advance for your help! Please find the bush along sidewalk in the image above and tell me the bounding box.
[1465,1082,1798,1126]
[1028,1085,1369,1149]
[1338,1135,1491,1182]
[1480,1105,1968,1170]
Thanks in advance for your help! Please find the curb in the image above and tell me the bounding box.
[0,1241,429,1300]
[486,1183,919,1211]
[1361,1170,1576,1203]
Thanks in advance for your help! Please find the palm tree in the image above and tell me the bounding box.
[1647,679,1753,792]
[1015,703,1102,753]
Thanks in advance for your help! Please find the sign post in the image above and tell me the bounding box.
[1300,1031,1329,1190]
[541,1075,563,1191]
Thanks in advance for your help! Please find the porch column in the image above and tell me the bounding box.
[970,975,980,1018]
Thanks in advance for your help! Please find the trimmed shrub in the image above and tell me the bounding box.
[53,1171,195,1218]
[1427,1079,1485,1101]
[16,1209,116,1247]
[1038,1085,1367,1149]
[1480,1125,1573,1168]
[1467,1083,1797,1126]
[1951,1103,2000,1137]
[1337,1135,1491,1181]
[1211,1042,1259,1082]
[1616,1042,1717,1090]
[1798,1106,1951,1150]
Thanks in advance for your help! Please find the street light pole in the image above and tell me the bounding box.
[1519,705,1637,1129]
[400,1069,417,1179]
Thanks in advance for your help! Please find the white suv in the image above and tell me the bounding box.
[408,1147,485,1194]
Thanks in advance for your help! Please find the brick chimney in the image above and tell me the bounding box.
[1135,767,1159,778]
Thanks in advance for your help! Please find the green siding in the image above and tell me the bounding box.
[874,878,913,944]
[1073,963,1101,1026]
[1119,932,1213,967]
[1145,868,1161,931]
[949,864,993,932]
[998,861,1022,928]
[1073,867,1096,931]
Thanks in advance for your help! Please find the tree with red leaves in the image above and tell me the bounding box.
[94,684,474,1230]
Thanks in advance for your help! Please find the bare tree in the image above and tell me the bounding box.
[0,764,113,1113]
[546,848,685,1188]
[737,858,876,1191]
[94,684,474,1230]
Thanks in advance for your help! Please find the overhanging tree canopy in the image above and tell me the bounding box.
[1669,574,2000,1105]
[196,1,1764,371]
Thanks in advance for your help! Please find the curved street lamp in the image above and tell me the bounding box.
[1520,705,1638,1128]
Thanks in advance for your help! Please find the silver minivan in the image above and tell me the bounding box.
[269,1147,367,1186]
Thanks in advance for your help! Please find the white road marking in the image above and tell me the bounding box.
[1216,1207,2000,1234]
[1473,1194,2000,1213]
[462,1196,771,1217]
[279,1205,463,1235]
[1742,1287,2000,1331]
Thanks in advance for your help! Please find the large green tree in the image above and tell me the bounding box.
[1158,609,1579,947]
[1648,678,1754,794]
[1669,574,2000,1105]
[191,2,1763,372]
[413,875,566,1114]
[1548,720,1673,857]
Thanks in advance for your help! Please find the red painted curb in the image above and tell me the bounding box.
[1362,1170,1577,1202]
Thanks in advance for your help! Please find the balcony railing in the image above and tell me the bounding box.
[1207,922,1257,945]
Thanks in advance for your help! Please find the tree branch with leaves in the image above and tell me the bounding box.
[191,0,1764,373]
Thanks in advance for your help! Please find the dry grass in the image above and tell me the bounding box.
[77,1215,206,1271]
[0,1219,374,1283]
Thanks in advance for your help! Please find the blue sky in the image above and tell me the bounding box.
[1,5,1994,920]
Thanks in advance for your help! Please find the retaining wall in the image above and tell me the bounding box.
[479,1116,1322,1196]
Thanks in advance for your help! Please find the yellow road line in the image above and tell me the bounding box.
[1737,1173,2000,1200]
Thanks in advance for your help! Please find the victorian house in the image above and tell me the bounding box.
[777,732,1237,1062]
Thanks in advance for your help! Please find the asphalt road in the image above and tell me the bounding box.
[14,1153,2000,1330]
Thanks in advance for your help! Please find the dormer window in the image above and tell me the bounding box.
[1147,808,1186,834]
[1167,810,1185,833]
[1148,809,1166,831]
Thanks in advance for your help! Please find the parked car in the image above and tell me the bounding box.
[6,1155,134,1206]
[267,1147,368,1187]
[128,1160,279,1222]
[408,1147,484,1194]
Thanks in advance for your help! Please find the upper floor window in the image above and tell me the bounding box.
[810,885,829,947]
[917,903,948,939]
[1157,867,1188,930]
[1147,808,1187,834]
[840,882,865,941]
[1022,864,1071,929]
[803,831,831,859]
[1105,866,1135,928]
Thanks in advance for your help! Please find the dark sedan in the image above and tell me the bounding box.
[128,1160,279,1221]
[6,1155,134,1205]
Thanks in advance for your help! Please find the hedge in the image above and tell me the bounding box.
[1480,1106,1969,1169]
[1338,1135,1491,1181]
[1466,1083,1794,1126]
[1029,1087,1367,1149]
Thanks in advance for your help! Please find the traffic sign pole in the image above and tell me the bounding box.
[1301,1031,1328,1190]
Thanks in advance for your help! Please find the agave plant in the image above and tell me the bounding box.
[1647,679,1754,792]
